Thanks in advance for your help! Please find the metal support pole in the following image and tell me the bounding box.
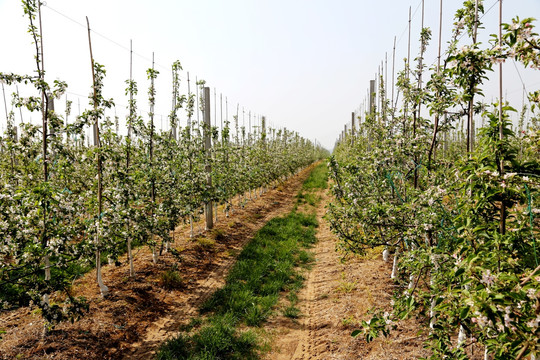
[369,80,376,115]
[203,87,213,230]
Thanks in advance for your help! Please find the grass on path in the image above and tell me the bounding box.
[157,162,328,360]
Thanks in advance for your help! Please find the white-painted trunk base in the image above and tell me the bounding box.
[408,274,414,290]
[96,251,109,297]
[429,299,436,329]
[127,238,134,277]
[391,252,399,279]
[457,325,466,347]
[45,256,51,281]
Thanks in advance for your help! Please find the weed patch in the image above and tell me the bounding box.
[193,237,216,251]
[160,268,184,290]
[157,314,259,360]
[282,305,301,319]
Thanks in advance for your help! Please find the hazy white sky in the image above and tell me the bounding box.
[0,0,539,149]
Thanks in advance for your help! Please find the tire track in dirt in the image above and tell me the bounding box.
[265,190,429,360]
[291,191,335,360]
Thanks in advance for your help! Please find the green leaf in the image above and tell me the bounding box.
[460,306,469,319]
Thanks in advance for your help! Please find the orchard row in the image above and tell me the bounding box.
[328,1,540,359]
[0,0,327,325]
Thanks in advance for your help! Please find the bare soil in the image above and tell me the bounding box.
[264,190,429,360]
[0,166,315,360]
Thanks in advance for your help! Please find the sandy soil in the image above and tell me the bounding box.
[0,166,315,360]
[264,190,430,360]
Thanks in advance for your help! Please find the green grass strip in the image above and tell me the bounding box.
[157,212,317,360]
[157,164,327,360]
[157,313,260,360]
[199,212,317,324]
[295,162,329,208]
[302,162,329,190]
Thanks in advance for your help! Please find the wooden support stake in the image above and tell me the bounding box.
[16,86,24,124]
[428,0,444,167]
[171,66,177,140]
[87,16,108,297]
[499,0,506,236]
[392,36,396,115]
[47,94,55,137]
[196,76,199,126]
[220,93,223,134]
[262,116,266,145]
[1,82,8,126]
[405,6,411,138]
[384,52,388,121]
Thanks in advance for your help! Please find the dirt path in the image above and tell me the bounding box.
[125,169,313,359]
[264,190,429,360]
[0,166,315,360]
